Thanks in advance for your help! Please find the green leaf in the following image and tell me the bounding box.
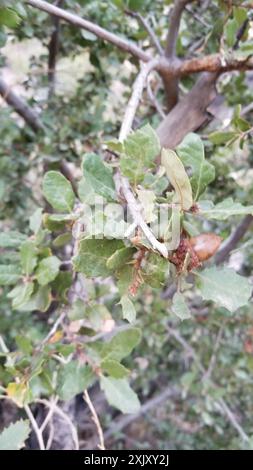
[199,198,253,220]
[209,130,239,145]
[195,267,252,312]
[77,177,96,204]
[171,292,192,320]
[18,285,51,312]
[6,382,32,407]
[82,153,116,201]
[51,271,72,303]
[100,376,140,414]
[105,327,141,361]
[53,232,72,247]
[120,295,136,323]
[101,359,129,379]
[29,208,43,235]
[0,8,20,28]
[177,133,215,199]
[0,420,30,450]
[57,361,94,401]
[142,252,170,288]
[161,148,193,210]
[120,124,160,186]
[225,18,237,48]
[0,231,27,248]
[136,189,156,223]
[42,171,75,213]
[0,265,21,285]
[73,239,124,278]
[106,247,136,271]
[20,240,38,275]
[8,282,34,310]
[36,256,61,286]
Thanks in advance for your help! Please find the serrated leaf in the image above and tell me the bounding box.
[177,133,215,199]
[20,240,38,275]
[82,153,116,201]
[120,124,160,186]
[120,295,136,323]
[43,171,75,213]
[0,231,27,248]
[100,376,140,413]
[0,265,21,285]
[199,198,253,220]
[106,247,136,271]
[36,256,61,286]
[161,148,193,210]
[195,267,252,312]
[0,420,30,450]
[101,359,129,378]
[57,361,94,401]
[73,239,124,278]
[171,292,192,320]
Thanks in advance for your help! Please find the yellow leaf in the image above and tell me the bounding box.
[161,148,193,210]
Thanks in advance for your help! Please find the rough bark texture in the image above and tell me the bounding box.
[156,72,217,149]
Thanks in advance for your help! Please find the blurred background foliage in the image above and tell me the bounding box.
[1,0,253,450]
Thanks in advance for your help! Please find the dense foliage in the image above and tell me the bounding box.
[0,0,253,450]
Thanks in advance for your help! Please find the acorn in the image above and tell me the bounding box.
[189,233,222,262]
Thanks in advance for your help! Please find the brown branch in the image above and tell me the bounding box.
[26,0,151,62]
[157,53,253,77]
[215,215,253,265]
[0,77,44,133]
[165,0,195,58]
[156,72,218,150]
[48,0,63,98]
[162,0,195,110]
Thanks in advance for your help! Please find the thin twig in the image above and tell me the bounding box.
[126,10,163,55]
[0,77,44,133]
[215,215,253,265]
[24,404,46,450]
[202,325,224,382]
[40,396,59,433]
[26,0,150,62]
[41,312,66,346]
[118,59,168,258]
[84,389,105,450]
[36,398,79,450]
[119,59,159,141]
